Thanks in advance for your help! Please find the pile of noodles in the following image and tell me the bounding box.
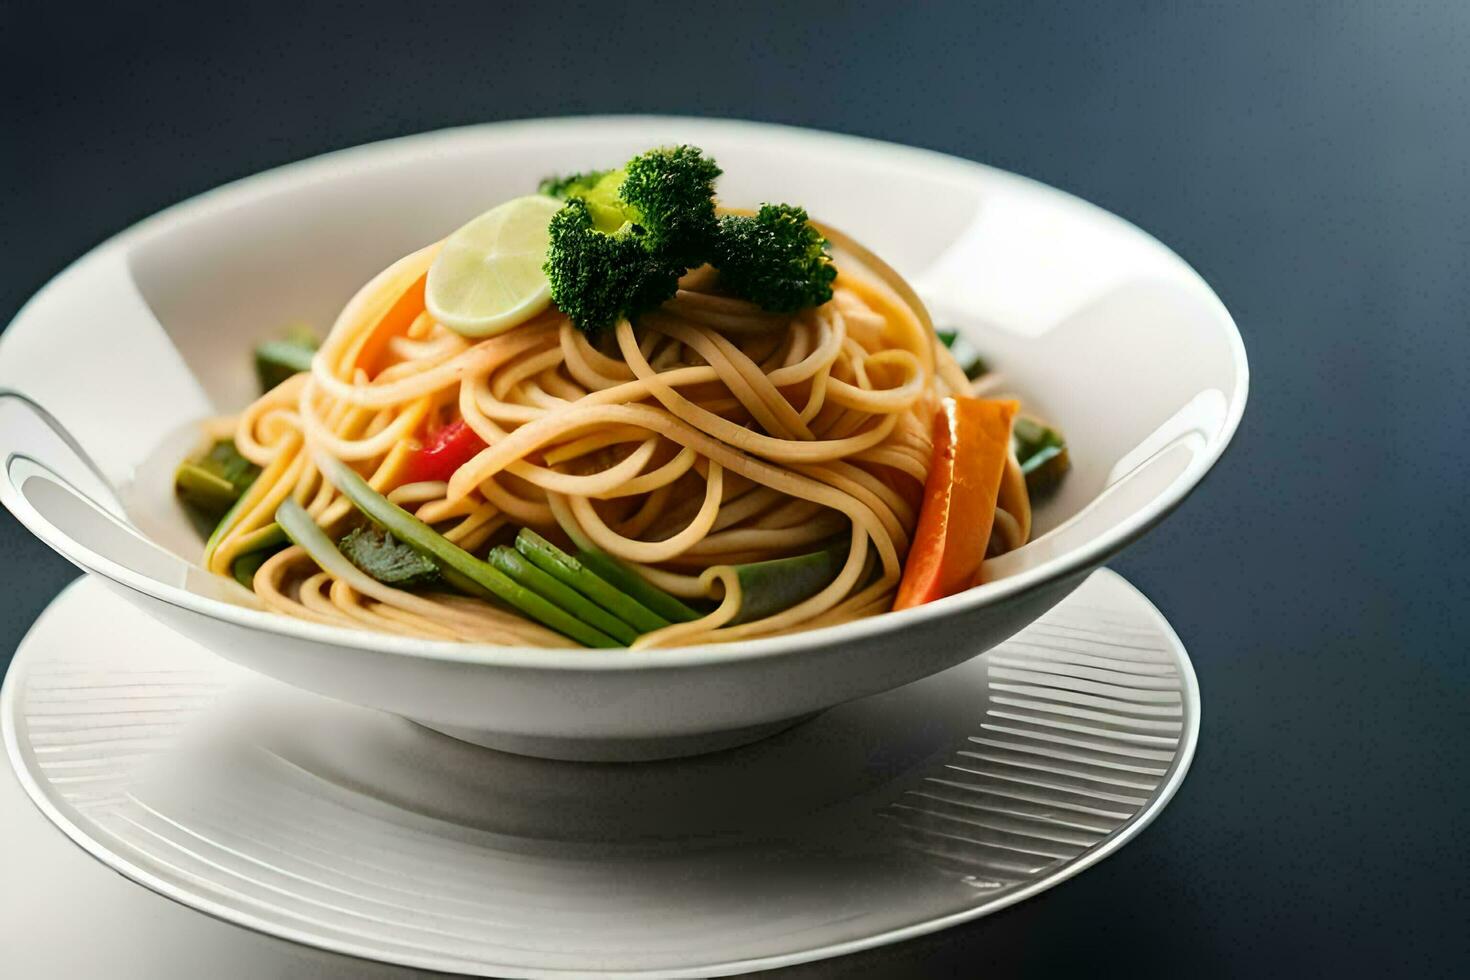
[203,234,1033,648]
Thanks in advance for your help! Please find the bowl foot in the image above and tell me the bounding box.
[415,713,821,762]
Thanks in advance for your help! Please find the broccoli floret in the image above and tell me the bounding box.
[713,204,837,313]
[542,147,834,329]
[619,145,722,267]
[540,170,637,239]
[542,146,723,335]
[538,170,612,200]
[543,197,683,336]
[539,147,720,267]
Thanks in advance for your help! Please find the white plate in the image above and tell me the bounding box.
[4,568,1196,978]
[0,117,1245,759]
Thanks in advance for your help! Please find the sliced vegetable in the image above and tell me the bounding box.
[1012,416,1070,498]
[175,464,239,533]
[340,524,441,587]
[175,440,260,535]
[400,419,487,486]
[487,546,638,645]
[182,440,257,503]
[254,341,315,392]
[728,539,845,625]
[935,327,989,379]
[894,397,1019,610]
[226,521,288,587]
[254,325,319,393]
[425,194,560,336]
[231,548,275,588]
[276,499,373,587]
[353,270,429,378]
[317,454,618,647]
[514,529,671,634]
[574,547,703,624]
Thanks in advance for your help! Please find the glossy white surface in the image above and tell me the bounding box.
[4,570,1197,977]
[0,118,1246,758]
[0,749,419,979]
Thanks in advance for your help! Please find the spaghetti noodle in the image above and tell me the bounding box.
[181,160,1051,649]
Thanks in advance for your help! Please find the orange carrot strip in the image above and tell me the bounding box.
[894,396,1018,610]
[350,270,429,378]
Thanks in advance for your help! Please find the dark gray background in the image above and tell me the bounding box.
[2,2,1465,976]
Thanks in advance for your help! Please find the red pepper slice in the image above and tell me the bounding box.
[894,396,1018,610]
[400,419,487,485]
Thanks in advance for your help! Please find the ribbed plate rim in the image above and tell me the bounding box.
[1,568,1199,978]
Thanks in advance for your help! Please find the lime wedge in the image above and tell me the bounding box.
[426,194,562,336]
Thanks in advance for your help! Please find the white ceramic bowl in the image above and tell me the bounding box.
[0,117,1247,760]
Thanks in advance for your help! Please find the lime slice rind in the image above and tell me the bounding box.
[426,195,561,337]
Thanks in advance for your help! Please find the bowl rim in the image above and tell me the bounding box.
[0,114,1249,671]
